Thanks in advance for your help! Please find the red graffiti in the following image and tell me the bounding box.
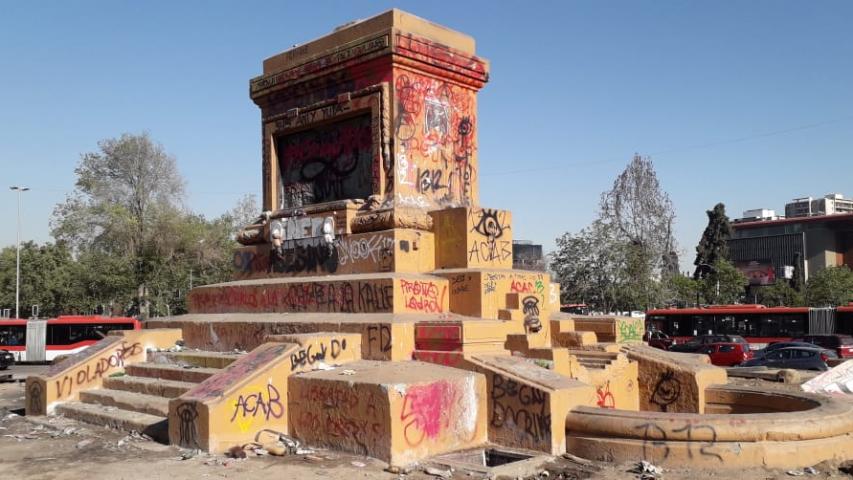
[400,280,447,313]
[510,280,534,294]
[596,382,616,409]
[400,381,458,447]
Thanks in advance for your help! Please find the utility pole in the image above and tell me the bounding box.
[10,186,30,319]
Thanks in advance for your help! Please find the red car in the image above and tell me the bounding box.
[698,342,753,367]
[643,331,673,350]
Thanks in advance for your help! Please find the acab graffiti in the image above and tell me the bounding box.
[230,383,285,433]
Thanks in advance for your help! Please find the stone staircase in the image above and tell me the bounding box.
[54,350,242,442]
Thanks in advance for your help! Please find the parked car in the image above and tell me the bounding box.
[0,349,14,370]
[669,334,749,353]
[698,342,754,366]
[753,341,821,360]
[643,331,673,350]
[792,335,853,359]
[740,346,835,371]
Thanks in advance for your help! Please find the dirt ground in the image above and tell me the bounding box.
[0,369,850,480]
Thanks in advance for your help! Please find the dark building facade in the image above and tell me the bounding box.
[729,213,853,284]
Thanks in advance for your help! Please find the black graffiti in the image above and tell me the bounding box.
[230,383,284,422]
[271,240,339,274]
[635,421,723,463]
[471,209,505,241]
[290,339,348,371]
[417,168,446,194]
[366,324,392,357]
[176,403,199,448]
[490,373,550,444]
[672,423,723,461]
[299,154,361,202]
[27,382,43,413]
[357,283,393,312]
[522,296,542,332]
[650,370,682,412]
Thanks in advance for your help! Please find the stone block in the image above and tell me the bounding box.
[25,328,182,416]
[187,273,449,316]
[288,360,487,466]
[622,344,727,414]
[169,342,299,452]
[466,355,596,455]
[430,208,512,269]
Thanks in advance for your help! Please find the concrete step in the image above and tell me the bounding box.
[79,389,170,417]
[103,375,196,398]
[147,350,242,369]
[55,401,168,442]
[124,363,221,383]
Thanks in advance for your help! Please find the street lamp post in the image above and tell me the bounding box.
[10,186,30,319]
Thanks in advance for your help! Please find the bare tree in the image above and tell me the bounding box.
[599,154,677,279]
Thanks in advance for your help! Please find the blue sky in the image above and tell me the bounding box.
[1,1,851,272]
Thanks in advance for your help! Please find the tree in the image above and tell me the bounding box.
[52,133,186,317]
[0,242,83,317]
[693,203,732,279]
[806,266,853,307]
[664,273,702,307]
[551,221,623,313]
[598,154,677,309]
[757,281,805,307]
[552,154,677,312]
[700,259,748,305]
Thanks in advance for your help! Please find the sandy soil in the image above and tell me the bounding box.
[0,368,850,480]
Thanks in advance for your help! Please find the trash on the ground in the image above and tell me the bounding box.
[303,454,324,463]
[787,471,804,476]
[265,443,287,456]
[75,438,94,449]
[424,466,453,478]
[562,452,595,466]
[340,369,356,376]
[630,461,663,479]
[179,449,198,460]
[351,460,366,468]
[226,445,247,459]
[295,447,314,455]
[253,447,269,456]
[804,466,818,475]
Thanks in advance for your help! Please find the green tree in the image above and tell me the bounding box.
[664,273,703,307]
[0,242,83,317]
[806,266,853,307]
[757,281,805,307]
[701,259,748,305]
[693,203,732,279]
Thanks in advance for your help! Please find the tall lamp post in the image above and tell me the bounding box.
[10,186,29,319]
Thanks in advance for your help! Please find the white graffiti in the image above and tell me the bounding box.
[336,235,394,266]
[397,150,415,186]
[549,284,559,305]
[395,193,429,209]
[270,216,335,242]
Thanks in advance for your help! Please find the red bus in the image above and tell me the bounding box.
[0,315,141,362]
[644,305,851,348]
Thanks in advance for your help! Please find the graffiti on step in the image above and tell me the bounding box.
[53,341,142,398]
[290,338,348,371]
[230,383,284,433]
